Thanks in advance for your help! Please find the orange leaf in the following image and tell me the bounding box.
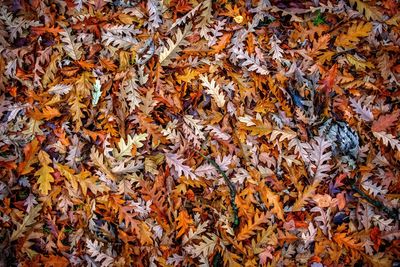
[319,64,337,96]
[31,26,63,36]
[18,138,40,175]
[176,210,193,238]
[237,212,269,241]
[42,255,69,267]
[30,106,61,120]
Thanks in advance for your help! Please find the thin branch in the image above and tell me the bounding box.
[351,183,398,221]
[194,149,240,229]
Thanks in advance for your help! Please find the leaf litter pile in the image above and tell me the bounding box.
[0,0,400,266]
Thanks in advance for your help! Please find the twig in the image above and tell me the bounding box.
[351,184,398,221]
[194,150,240,229]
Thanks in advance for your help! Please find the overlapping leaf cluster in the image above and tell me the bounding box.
[0,0,399,266]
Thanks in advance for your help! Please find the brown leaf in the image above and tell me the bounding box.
[371,110,400,132]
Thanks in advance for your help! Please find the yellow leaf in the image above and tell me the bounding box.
[349,0,383,21]
[118,14,136,24]
[57,163,78,191]
[234,15,243,24]
[346,54,374,71]
[138,221,153,245]
[386,13,400,26]
[35,150,54,195]
[77,170,98,196]
[75,71,94,97]
[176,69,198,84]
[58,163,100,196]
[242,120,273,137]
[334,22,372,48]
[317,51,335,64]
[70,95,85,130]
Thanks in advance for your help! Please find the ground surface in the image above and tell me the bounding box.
[0,0,399,266]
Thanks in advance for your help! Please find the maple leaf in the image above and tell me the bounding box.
[34,150,54,195]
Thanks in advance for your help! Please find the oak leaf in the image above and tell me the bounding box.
[34,150,54,195]
[371,111,399,132]
[10,204,42,241]
[237,212,269,241]
[176,210,193,238]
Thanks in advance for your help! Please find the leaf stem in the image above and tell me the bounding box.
[194,150,240,229]
[351,183,398,221]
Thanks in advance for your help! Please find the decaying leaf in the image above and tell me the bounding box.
[0,0,398,266]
